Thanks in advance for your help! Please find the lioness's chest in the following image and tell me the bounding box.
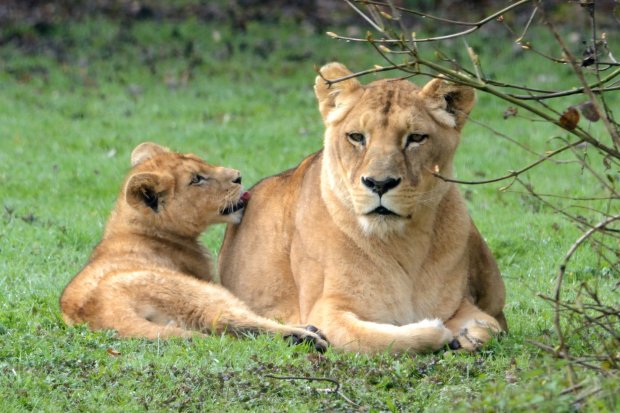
[296,237,465,324]
[350,257,464,324]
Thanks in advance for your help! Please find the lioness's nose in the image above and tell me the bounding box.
[233,175,242,185]
[361,176,401,196]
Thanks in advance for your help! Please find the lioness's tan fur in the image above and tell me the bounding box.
[219,63,506,353]
[60,142,327,348]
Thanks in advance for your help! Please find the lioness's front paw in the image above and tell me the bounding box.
[402,319,453,351]
[452,319,501,352]
[284,325,328,353]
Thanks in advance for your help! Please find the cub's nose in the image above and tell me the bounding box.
[233,175,242,185]
[361,176,401,196]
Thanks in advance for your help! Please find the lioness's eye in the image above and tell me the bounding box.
[406,133,429,146]
[190,174,207,185]
[346,132,366,145]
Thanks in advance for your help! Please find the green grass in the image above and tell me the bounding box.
[0,17,618,412]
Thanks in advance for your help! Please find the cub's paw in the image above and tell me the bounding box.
[284,325,328,353]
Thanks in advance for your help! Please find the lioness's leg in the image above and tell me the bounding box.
[307,298,452,354]
[444,299,503,351]
[97,271,327,350]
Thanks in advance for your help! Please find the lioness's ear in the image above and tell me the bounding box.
[125,172,174,213]
[131,142,171,167]
[314,62,362,121]
[420,78,475,130]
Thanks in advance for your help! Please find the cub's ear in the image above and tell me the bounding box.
[125,172,174,213]
[314,62,363,121]
[420,78,475,131]
[131,142,170,167]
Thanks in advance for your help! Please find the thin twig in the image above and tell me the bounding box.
[509,86,620,100]
[431,140,583,185]
[344,0,532,42]
[264,375,359,407]
[527,341,603,371]
[504,190,617,202]
[345,0,384,32]
[574,385,603,405]
[543,11,620,146]
[553,214,620,356]
[538,294,620,339]
[316,60,412,86]
[515,4,538,43]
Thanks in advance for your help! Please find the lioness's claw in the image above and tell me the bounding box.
[304,325,327,341]
[448,338,461,350]
[285,334,304,346]
[284,328,328,353]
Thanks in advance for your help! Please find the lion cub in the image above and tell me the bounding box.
[60,142,326,350]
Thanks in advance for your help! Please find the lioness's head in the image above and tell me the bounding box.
[315,62,475,236]
[121,142,249,238]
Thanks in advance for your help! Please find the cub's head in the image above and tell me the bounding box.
[315,62,475,236]
[122,142,249,238]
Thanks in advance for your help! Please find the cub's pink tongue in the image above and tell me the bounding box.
[241,191,251,202]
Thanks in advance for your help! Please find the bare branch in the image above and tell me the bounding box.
[431,139,583,186]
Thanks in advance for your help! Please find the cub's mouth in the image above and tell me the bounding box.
[220,191,251,215]
[369,206,401,217]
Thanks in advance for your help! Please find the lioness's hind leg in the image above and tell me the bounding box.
[445,299,503,351]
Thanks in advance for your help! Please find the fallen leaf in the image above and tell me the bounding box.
[559,107,580,130]
[107,348,121,356]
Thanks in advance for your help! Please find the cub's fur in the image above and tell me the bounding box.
[219,63,506,353]
[60,142,326,349]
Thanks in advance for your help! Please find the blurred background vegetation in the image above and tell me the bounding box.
[1,1,617,37]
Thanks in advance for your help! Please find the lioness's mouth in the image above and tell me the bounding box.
[220,191,251,215]
[370,206,399,216]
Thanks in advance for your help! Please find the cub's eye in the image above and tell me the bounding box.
[346,132,366,145]
[406,133,429,146]
[190,174,207,185]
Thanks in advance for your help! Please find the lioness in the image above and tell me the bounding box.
[60,142,326,350]
[219,63,506,353]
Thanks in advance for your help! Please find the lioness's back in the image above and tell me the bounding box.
[220,150,324,323]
